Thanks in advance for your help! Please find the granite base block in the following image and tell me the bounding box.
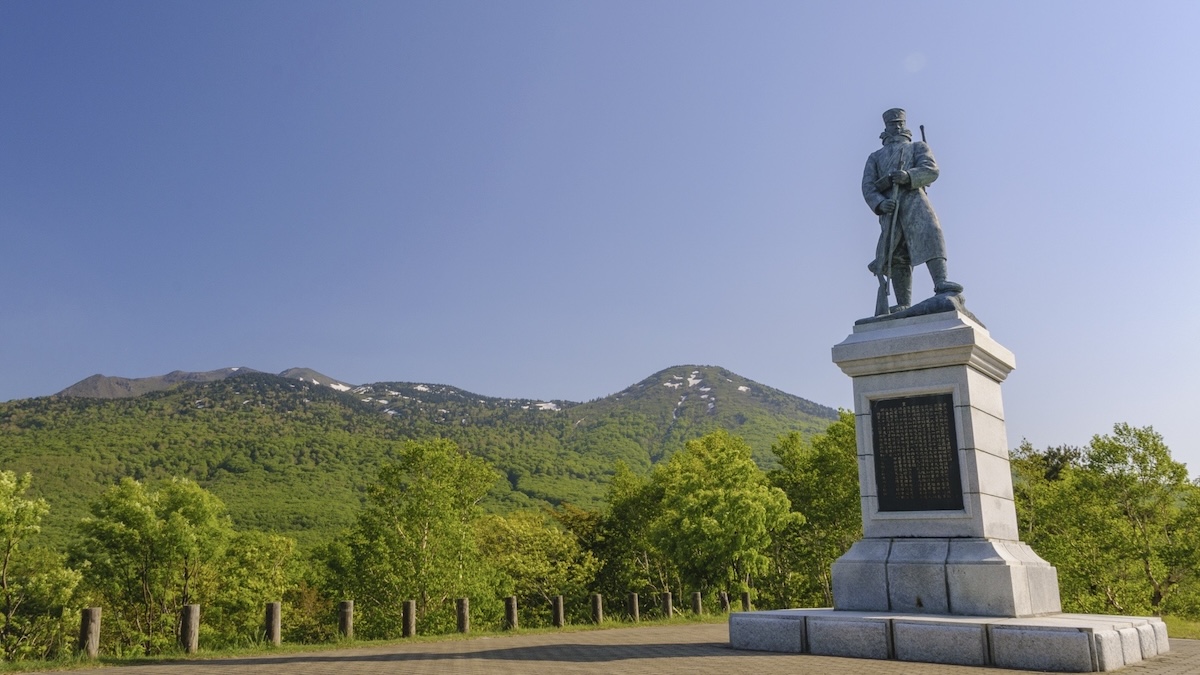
[829,539,890,611]
[1118,627,1142,665]
[806,616,891,659]
[1152,621,1170,653]
[1056,613,1170,655]
[1136,623,1158,658]
[728,609,1168,672]
[989,625,1093,671]
[1093,631,1125,672]
[887,539,950,613]
[893,621,986,666]
[727,611,804,653]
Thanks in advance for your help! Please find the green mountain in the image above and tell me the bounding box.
[0,365,837,550]
[56,366,352,398]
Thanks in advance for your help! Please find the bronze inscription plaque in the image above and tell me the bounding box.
[871,394,964,511]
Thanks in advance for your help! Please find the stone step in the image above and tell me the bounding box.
[729,609,1169,672]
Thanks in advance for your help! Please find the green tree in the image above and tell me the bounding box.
[577,464,680,606]
[0,472,81,661]
[649,430,800,597]
[333,439,499,637]
[208,531,297,645]
[73,478,177,654]
[764,410,861,607]
[72,478,291,654]
[1085,425,1200,615]
[477,510,598,625]
[1013,425,1200,617]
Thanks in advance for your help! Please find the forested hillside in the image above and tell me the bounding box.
[0,365,837,549]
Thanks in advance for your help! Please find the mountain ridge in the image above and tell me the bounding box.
[56,364,835,421]
[57,366,353,398]
[6,364,838,550]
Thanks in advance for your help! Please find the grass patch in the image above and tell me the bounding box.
[0,612,729,672]
[1163,614,1200,640]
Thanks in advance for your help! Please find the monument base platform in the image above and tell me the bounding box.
[729,608,1169,672]
[832,537,1062,617]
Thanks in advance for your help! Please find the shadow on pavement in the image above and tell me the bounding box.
[165,641,742,668]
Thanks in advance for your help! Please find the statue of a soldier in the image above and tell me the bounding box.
[863,108,962,316]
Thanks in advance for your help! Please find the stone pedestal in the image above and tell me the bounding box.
[833,537,1060,617]
[728,308,1170,671]
[830,311,1060,617]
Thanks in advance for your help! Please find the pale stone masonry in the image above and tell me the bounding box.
[729,310,1171,671]
[729,610,1171,672]
[829,311,1060,618]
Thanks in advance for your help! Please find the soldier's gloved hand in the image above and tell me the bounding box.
[889,170,910,185]
[873,175,892,192]
[879,199,896,214]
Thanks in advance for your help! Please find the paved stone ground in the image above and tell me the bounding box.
[41,623,1200,674]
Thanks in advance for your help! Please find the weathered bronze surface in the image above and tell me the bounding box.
[863,108,963,318]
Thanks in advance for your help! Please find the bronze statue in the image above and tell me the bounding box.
[863,108,962,317]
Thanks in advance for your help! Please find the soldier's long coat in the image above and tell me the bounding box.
[862,140,947,267]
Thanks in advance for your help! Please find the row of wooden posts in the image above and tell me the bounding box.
[75,591,754,658]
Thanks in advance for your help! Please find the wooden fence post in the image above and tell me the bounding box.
[740,591,751,612]
[719,591,730,612]
[456,597,470,633]
[78,607,101,659]
[591,594,603,624]
[264,602,281,646]
[339,600,354,640]
[627,592,639,622]
[179,604,200,654]
[661,592,673,619]
[403,600,416,638]
[691,592,703,615]
[504,596,518,630]
[552,595,565,628]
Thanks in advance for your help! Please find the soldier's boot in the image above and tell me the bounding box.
[891,265,912,312]
[928,257,964,294]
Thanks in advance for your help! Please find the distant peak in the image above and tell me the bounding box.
[277,368,353,392]
[58,367,261,399]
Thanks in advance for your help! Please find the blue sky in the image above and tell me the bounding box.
[3,1,1198,476]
